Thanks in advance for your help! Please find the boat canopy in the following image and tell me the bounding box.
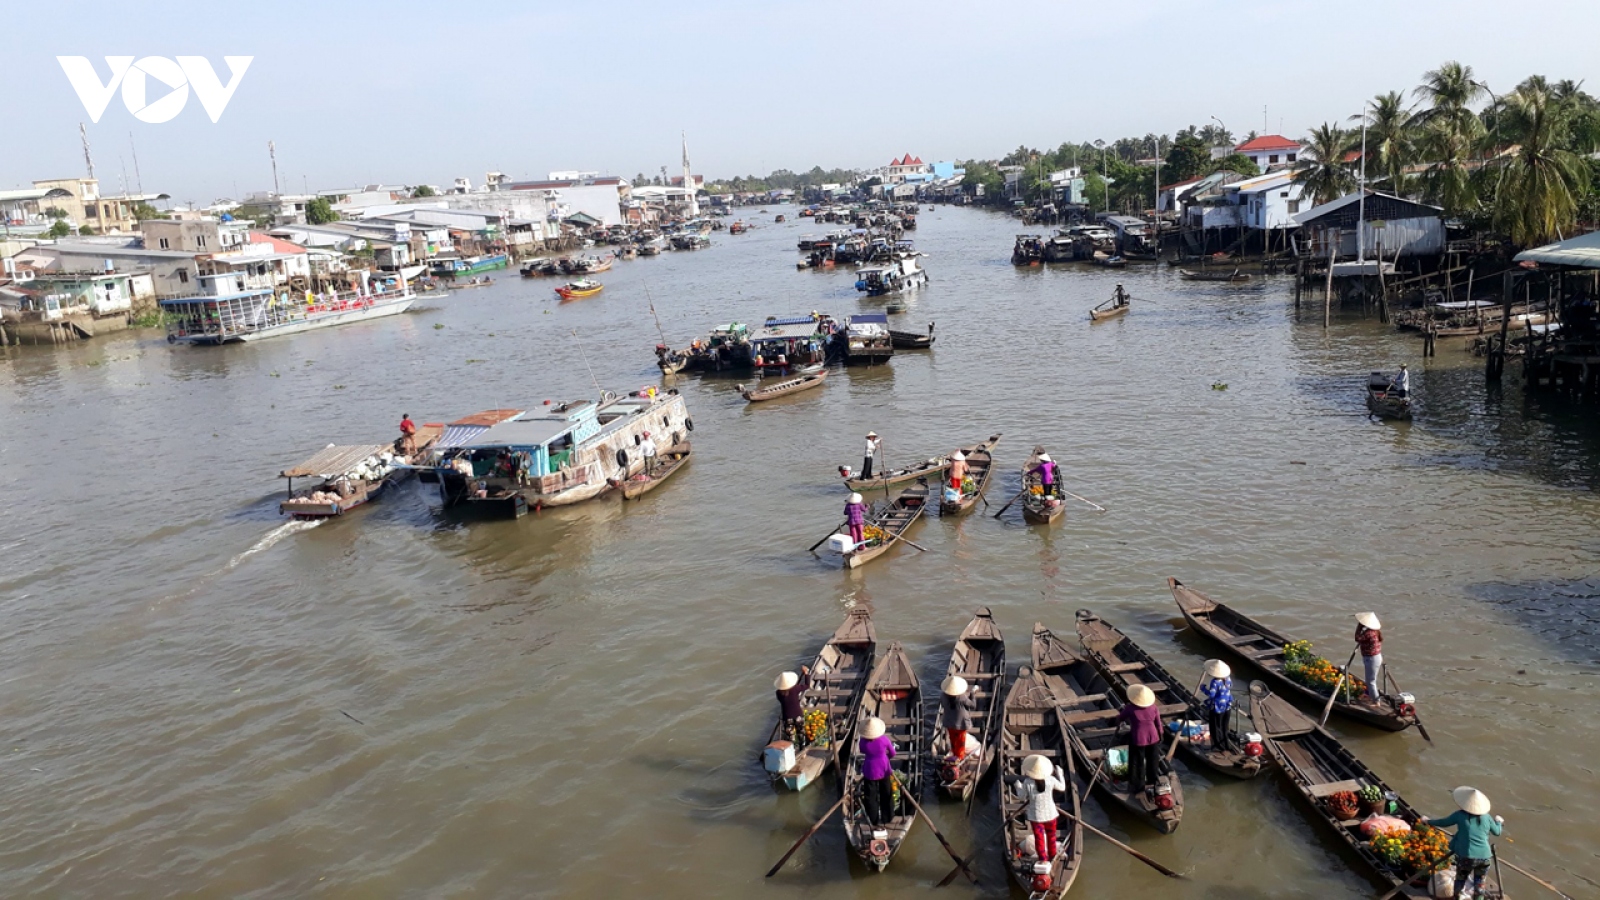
[282,444,391,479]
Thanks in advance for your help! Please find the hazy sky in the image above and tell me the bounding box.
[7,0,1597,204]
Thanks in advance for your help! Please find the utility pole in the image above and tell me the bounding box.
[268,140,280,196]
[129,132,144,194]
[80,123,95,180]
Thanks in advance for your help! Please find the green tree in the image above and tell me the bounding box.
[48,219,71,238]
[305,197,338,224]
[1491,76,1595,246]
[1355,91,1415,193]
[1410,61,1487,216]
[44,207,69,219]
[411,184,437,198]
[960,160,1004,199]
[1294,124,1357,205]
[132,202,163,221]
[1163,134,1208,183]
[1207,153,1260,177]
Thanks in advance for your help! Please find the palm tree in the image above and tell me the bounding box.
[1490,76,1593,246]
[1294,124,1357,206]
[1410,62,1488,215]
[1354,91,1415,194]
[1412,61,1485,135]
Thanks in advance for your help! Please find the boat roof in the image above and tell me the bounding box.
[467,417,576,449]
[755,319,823,340]
[1434,299,1497,310]
[282,444,391,478]
[850,313,889,325]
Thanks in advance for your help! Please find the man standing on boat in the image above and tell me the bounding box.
[862,432,880,479]
[639,432,658,476]
[398,414,418,455]
[1389,364,1410,398]
[1354,613,1384,703]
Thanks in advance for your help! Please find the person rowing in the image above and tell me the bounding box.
[1007,754,1066,863]
[774,666,812,746]
[1028,453,1058,499]
[940,675,976,762]
[1198,659,1234,753]
[1354,612,1384,704]
[1425,787,1504,900]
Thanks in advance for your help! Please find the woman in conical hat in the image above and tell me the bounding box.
[857,716,896,830]
[939,675,976,762]
[1426,787,1504,899]
[1008,753,1066,861]
[1353,612,1384,704]
[1198,659,1234,752]
[774,667,811,745]
[845,492,869,549]
[1119,684,1164,795]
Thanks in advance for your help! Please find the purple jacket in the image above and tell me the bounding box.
[845,501,867,526]
[859,734,896,780]
[1120,703,1163,747]
[1030,461,1057,485]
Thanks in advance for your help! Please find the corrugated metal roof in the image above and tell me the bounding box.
[468,417,573,448]
[1514,230,1600,269]
[282,444,390,478]
[449,409,524,427]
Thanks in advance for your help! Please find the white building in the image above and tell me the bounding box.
[1232,135,1302,174]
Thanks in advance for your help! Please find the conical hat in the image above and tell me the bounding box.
[1452,786,1491,815]
[1127,684,1156,708]
[861,716,886,740]
[951,451,965,461]
[1023,754,1052,781]
[942,675,968,696]
[775,671,799,691]
[1204,659,1231,679]
[848,493,864,504]
[1038,453,1052,463]
[1356,612,1382,631]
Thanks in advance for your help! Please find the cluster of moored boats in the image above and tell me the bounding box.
[278,389,696,522]
[656,313,936,379]
[762,578,1483,899]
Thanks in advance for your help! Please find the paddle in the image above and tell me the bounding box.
[877,527,929,553]
[1058,488,1106,512]
[992,487,1028,519]
[1165,674,1206,763]
[1497,855,1574,899]
[1321,651,1357,727]
[1384,668,1432,742]
[900,786,978,884]
[1056,808,1183,879]
[934,813,1016,888]
[809,520,848,553]
[765,796,845,877]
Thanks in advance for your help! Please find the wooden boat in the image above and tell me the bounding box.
[1179,268,1251,282]
[655,344,690,375]
[279,425,442,519]
[1252,683,1502,898]
[840,447,965,493]
[998,664,1084,899]
[1089,252,1126,268]
[1074,609,1264,779]
[1168,578,1421,733]
[889,324,935,349]
[739,367,827,403]
[939,434,1001,517]
[762,607,876,792]
[613,442,690,501]
[833,481,929,569]
[843,641,925,871]
[930,608,1006,802]
[1032,623,1184,833]
[1020,445,1065,525]
[555,279,603,300]
[1365,373,1412,420]
[448,276,493,289]
[1089,285,1131,322]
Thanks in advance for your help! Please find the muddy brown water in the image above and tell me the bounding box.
[1,207,1597,898]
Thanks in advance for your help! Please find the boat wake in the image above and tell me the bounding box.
[225,519,322,571]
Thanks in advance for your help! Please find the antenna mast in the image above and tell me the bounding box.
[80,123,94,179]
[129,132,144,194]
[268,140,280,195]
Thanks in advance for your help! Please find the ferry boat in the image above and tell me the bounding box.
[430,253,509,277]
[429,390,693,518]
[854,252,928,296]
[161,273,417,345]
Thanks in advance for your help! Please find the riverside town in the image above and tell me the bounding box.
[3,5,1598,899]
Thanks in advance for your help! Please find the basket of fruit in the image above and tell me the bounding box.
[1358,784,1386,815]
[1325,790,1360,821]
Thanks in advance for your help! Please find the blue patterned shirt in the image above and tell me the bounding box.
[1200,677,1233,714]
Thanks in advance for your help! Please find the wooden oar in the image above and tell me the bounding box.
[1056,809,1183,879]
[764,796,845,877]
[900,787,977,884]
[1498,854,1574,899]
[1058,488,1105,512]
[1165,674,1206,763]
[1385,668,1433,742]
[877,526,929,553]
[809,520,848,553]
[991,487,1027,519]
[934,813,1016,888]
[1320,651,1357,727]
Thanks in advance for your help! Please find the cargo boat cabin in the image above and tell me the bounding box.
[430,391,692,518]
[749,315,834,373]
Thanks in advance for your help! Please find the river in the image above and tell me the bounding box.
[0,206,1596,898]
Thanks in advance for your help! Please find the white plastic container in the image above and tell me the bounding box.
[763,741,796,774]
[826,534,855,554]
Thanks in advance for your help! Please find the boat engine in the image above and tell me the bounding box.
[1391,692,1417,718]
[1154,783,1175,811]
[838,465,852,479]
[1031,861,1053,893]
[1243,732,1265,758]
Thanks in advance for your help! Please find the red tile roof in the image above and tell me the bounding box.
[248,232,308,254]
[1235,134,1301,153]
